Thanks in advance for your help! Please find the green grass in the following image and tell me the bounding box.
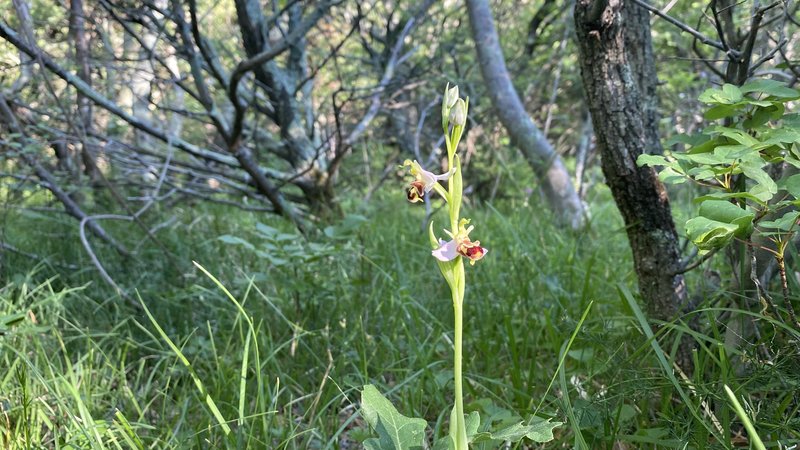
[1,185,799,449]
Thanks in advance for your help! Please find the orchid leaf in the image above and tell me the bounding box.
[471,417,561,444]
[361,385,427,450]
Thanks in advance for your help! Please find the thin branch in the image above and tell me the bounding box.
[631,0,734,55]
[0,21,239,168]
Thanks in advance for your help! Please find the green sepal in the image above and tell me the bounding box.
[428,221,440,249]
[442,82,451,132]
[449,155,463,227]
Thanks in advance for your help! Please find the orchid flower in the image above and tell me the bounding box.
[403,159,453,203]
[432,219,488,265]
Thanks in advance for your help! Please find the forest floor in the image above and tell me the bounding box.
[1,184,798,449]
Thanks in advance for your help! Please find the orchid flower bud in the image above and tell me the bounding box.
[449,98,466,127]
[444,84,459,109]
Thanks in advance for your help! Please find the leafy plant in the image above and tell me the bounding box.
[638,79,800,327]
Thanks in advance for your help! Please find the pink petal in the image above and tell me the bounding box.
[432,238,458,262]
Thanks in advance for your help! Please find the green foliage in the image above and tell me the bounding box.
[361,385,561,449]
[638,80,800,252]
[2,188,799,448]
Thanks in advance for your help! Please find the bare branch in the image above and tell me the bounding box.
[0,21,239,168]
[632,0,734,55]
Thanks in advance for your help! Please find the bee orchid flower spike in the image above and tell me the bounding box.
[404,84,487,450]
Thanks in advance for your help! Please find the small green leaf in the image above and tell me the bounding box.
[465,411,481,439]
[361,385,427,450]
[658,167,687,184]
[698,84,743,104]
[694,192,766,206]
[255,222,280,237]
[636,154,669,167]
[686,137,720,154]
[431,437,454,450]
[218,235,255,250]
[665,133,705,147]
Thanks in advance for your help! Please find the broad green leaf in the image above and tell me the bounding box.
[361,385,427,450]
[687,200,755,248]
[465,411,481,439]
[713,145,752,160]
[431,437,453,450]
[685,216,739,249]
[709,126,760,147]
[762,128,800,144]
[759,211,800,231]
[780,173,800,198]
[739,161,777,197]
[685,167,716,181]
[740,79,800,99]
[471,417,561,444]
[664,133,706,147]
[784,113,800,128]
[743,105,780,129]
[684,152,728,165]
[705,104,742,120]
[698,200,755,234]
[748,183,776,203]
[694,192,766,206]
[686,137,719,154]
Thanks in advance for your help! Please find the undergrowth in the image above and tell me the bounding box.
[0,186,798,449]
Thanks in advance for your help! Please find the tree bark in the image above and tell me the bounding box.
[466,0,587,230]
[574,0,688,320]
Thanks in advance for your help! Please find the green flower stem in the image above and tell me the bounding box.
[442,89,470,449]
[452,261,468,450]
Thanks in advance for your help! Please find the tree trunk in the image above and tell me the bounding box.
[574,0,688,320]
[69,0,100,180]
[465,0,587,230]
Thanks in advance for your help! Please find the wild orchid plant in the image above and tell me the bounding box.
[407,84,485,450]
[360,85,559,450]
